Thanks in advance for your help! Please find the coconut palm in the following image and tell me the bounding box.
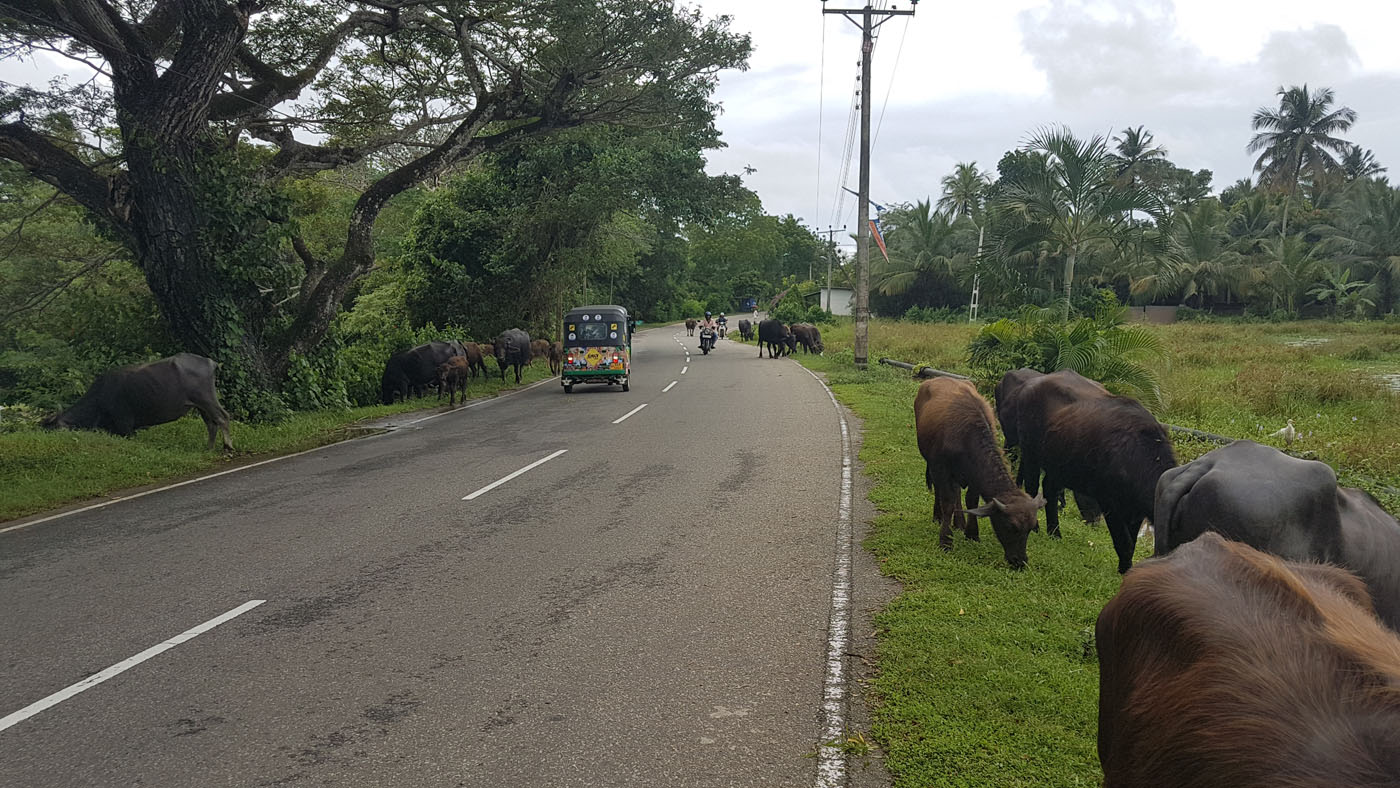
[1111,126,1169,189]
[872,200,967,296]
[1264,234,1326,315]
[1320,179,1400,312]
[937,162,991,219]
[1341,145,1387,182]
[997,127,1166,319]
[1248,84,1358,236]
[1132,200,1246,306]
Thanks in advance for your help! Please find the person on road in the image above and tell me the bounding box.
[717,312,728,338]
[699,312,718,351]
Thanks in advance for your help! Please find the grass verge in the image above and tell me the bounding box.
[0,364,555,522]
[781,317,1400,786]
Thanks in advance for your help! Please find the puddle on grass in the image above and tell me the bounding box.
[1377,373,1400,392]
[1282,336,1332,348]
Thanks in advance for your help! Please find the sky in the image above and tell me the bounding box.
[3,0,1396,247]
[694,0,1400,240]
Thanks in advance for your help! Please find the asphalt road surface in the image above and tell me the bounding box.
[0,324,884,787]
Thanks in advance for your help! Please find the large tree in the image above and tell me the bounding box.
[0,0,748,409]
[1248,84,1357,237]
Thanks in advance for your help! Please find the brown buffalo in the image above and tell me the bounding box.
[530,339,550,362]
[914,377,1045,569]
[685,318,697,336]
[437,357,472,405]
[1097,532,1400,788]
[547,341,563,376]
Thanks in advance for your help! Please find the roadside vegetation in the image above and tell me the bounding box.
[786,315,1400,786]
[0,364,554,522]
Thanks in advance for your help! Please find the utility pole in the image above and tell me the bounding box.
[815,225,845,311]
[823,0,917,369]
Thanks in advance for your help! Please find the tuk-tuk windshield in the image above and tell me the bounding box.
[564,309,629,346]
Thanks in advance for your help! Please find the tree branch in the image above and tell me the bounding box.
[0,121,131,243]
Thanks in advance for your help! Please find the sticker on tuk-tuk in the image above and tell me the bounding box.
[568,324,576,331]
[568,332,576,341]
[585,348,603,366]
[610,331,618,339]
[610,323,617,330]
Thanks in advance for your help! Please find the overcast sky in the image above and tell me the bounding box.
[696,0,1400,238]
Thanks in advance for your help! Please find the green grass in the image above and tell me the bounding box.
[0,363,555,522]
[787,317,1400,786]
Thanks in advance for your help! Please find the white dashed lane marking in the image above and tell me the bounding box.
[612,404,648,424]
[462,450,568,501]
[662,381,677,393]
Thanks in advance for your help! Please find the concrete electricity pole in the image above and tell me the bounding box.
[822,0,916,369]
[815,225,846,310]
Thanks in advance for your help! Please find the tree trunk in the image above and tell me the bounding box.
[1063,250,1077,321]
[124,136,280,412]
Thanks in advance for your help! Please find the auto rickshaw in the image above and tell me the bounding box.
[560,304,632,393]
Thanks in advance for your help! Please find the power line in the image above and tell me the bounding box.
[871,16,910,152]
[816,11,826,229]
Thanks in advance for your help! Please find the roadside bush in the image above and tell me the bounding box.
[679,298,706,319]
[806,305,836,324]
[902,305,960,323]
[0,402,44,433]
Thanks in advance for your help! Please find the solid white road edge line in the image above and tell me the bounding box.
[0,599,267,735]
[611,404,648,424]
[0,377,559,537]
[462,449,568,501]
[662,381,678,393]
[797,362,855,788]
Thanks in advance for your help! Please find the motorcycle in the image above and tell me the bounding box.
[699,327,716,355]
[718,323,727,338]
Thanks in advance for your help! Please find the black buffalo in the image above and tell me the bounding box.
[756,319,794,359]
[43,353,233,451]
[494,328,531,383]
[737,319,754,341]
[791,323,824,354]
[381,341,464,404]
[994,368,1104,524]
[1155,439,1400,630]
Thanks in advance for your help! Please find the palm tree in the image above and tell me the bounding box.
[1308,267,1374,318]
[997,127,1166,319]
[1341,145,1387,182]
[1248,84,1358,236]
[872,200,967,296]
[1111,126,1169,189]
[937,162,990,219]
[1132,199,1245,306]
[1320,179,1400,312]
[1264,234,1325,315]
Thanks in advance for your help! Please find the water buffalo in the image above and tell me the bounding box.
[915,377,1045,569]
[547,341,563,376]
[994,368,1105,524]
[757,319,794,359]
[462,342,488,380]
[1154,439,1400,631]
[737,319,754,341]
[685,318,697,336]
[43,353,233,451]
[381,341,464,404]
[530,339,550,363]
[1097,533,1400,788]
[495,329,531,383]
[1039,396,1176,573]
[791,323,824,354]
[437,357,472,406]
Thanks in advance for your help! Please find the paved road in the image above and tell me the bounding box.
[0,325,876,787]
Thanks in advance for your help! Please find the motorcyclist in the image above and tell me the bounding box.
[698,311,718,351]
[716,312,728,338]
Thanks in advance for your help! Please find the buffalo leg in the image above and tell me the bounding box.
[1043,479,1063,538]
[931,471,957,551]
[1074,491,1103,525]
[963,488,981,541]
[1105,512,1139,574]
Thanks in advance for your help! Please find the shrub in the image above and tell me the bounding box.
[967,296,1168,410]
[902,305,961,323]
[806,305,836,324]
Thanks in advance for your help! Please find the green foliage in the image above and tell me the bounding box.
[770,286,809,324]
[967,293,1168,409]
[901,305,962,324]
[806,305,836,324]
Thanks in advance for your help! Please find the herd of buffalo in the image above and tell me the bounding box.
[916,368,1400,785]
[35,318,1400,781]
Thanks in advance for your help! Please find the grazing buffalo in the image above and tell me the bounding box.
[994,368,1104,524]
[437,357,472,406]
[915,377,1046,569]
[494,329,531,383]
[1039,396,1176,573]
[791,323,824,354]
[530,339,550,363]
[381,341,463,404]
[685,318,697,336]
[462,342,488,380]
[1155,439,1400,630]
[43,353,233,451]
[478,342,494,361]
[737,319,754,341]
[547,341,563,376]
[756,319,794,359]
[1097,533,1400,788]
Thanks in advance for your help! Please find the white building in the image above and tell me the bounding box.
[817,287,854,316]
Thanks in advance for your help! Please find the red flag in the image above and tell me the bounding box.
[870,220,889,262]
